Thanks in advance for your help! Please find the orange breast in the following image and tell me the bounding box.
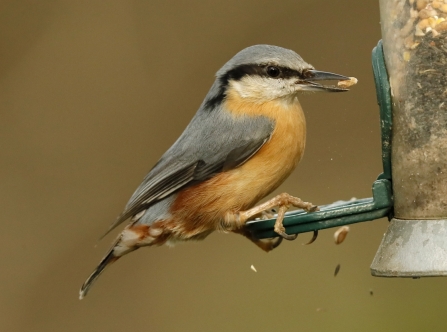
[170,92,306,234]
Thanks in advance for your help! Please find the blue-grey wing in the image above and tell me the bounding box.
[103,104,274,235]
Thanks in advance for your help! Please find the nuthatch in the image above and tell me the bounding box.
[80,44,351,298]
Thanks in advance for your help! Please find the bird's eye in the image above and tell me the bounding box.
[267,66,280,78]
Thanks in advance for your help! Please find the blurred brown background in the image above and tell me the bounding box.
[1,0,446,331]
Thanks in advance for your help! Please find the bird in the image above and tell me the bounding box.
[80,44,351,299]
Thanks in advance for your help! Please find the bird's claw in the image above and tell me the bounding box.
[306,204,319,213]
[274,223,298,241]
[281,232,298,241]
[270,236,283,249]
[303,230,319,245]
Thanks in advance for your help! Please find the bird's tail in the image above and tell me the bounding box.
[80,225,151,299]
[79,247,119,300]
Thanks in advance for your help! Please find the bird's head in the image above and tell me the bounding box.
[213,44,350,104]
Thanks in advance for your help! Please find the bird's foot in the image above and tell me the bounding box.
[237,193,319,240]
[273,205,298,240]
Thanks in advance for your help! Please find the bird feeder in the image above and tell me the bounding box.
[247,0,447,277]
[371,0,447,276]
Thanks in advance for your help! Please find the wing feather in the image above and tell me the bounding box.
[101,105,274,237]
[101,162,199,237]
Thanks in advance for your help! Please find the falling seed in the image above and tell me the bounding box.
[250,265,257,272]
[334,264,341,277]
[337,76,358,88]
[369,289,374,296]
[334,226,350,244]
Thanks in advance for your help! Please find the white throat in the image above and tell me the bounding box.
[228,76,300,105]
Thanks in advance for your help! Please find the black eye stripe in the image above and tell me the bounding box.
[224,64,303,81]
[204,64,305,109]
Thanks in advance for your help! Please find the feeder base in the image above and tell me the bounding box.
[371,218,447,277]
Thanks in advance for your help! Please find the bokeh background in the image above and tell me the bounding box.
[2,0,446,331]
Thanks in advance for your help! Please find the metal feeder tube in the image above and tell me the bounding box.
[371,0,447,277]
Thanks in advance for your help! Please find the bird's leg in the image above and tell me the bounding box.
[229,193,319,240]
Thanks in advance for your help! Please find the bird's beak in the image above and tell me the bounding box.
[299,69,350,92]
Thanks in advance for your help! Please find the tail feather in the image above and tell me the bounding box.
[81,226,148,299]
[79,249,118,300]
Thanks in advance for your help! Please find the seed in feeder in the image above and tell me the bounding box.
[419,9,432,19]
[432,29,440,36]
[418,18,430,30]
[415,25,425,36]
[403,51,411,61]
[436,20,447,31]
[435,17,446,27]
[337,77,358,88]
[404,35,414,49]
[441,4,447,12]
[419,6,438,19]
[428,17,438,28]
[410,7,419,18]
[417,0,428,10]
[433,0,442,8]
[334,226,350,244]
